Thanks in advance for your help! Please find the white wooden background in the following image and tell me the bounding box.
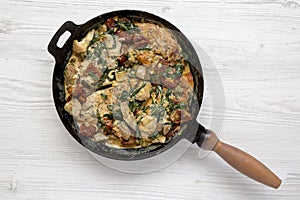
[1,0,300,199]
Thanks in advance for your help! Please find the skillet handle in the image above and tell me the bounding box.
[197,129,282,189]
[48,21,79,60]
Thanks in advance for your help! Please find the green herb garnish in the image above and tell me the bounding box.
[128,100,142,113]
[148,131,160,139]
[175,64,184,75]
[117,21,135,31]
[136,117,143,125]
[181,52,189,60]
[120,91,130,101]
[131,82,146,97]
[107,105,114,111]
[101,93,108,99]
[103,113,113,120]
[173,102,187,110]
[151,104,165,120]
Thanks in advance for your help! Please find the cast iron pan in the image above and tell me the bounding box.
[48,10,281,188]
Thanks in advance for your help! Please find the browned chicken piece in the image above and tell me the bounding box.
[135,22,182,62]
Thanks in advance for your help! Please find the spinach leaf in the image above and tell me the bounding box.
[131,82,146,97]
[175,64,184,75]
[128,100,142,113]
[101,93,108,99]
[107,105,114,111]
[148,131,160,139]
[117,21,135,31]
[103,113,113,120]
[120,91,130,101]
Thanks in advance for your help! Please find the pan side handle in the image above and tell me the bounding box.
[48,21,79,61]
[196,129,282,189]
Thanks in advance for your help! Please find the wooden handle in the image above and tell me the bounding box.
[213,140,281,189]
[198,130,281,189]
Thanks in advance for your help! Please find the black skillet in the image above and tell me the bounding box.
[48,10,281,188]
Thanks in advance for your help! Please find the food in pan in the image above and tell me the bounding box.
[63,16,194,148]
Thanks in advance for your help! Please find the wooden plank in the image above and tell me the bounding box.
[0,0,299,199]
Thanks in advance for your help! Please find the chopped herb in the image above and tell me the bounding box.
[173,102,187,110]
[101,93,108,99]
[151,97,155,104]
[135,127,141,138]
[103,113,113,120]
[155,85,163,97]
[97,57,107,66]
[94,43,104,58]
[117,21,135,31]
[128,100,142,113]
[175,64,184,75]
[89,33,101,47]
[151,104,165,120]
[162,67,177,79]
[118,65,126,71]
[128,100,135,112]
[181,52,189,60]
[107,105,114,111]
[81,80,93,90]
[131,82,146,97]
[105,29,114,35]
[120,91,130,101]
[98,117,106,127]
[88,71,98,81]
[128,79,132,91]
[165,89,172,100]
[162,72,168,78]
[148,131,160,139]
[95,68,110,90]
[86,50,94,60]
[131,80,140,93]
[88,39,113,61]
[157,85,163,93]
[142,106,149,112]
[136,117,143,125]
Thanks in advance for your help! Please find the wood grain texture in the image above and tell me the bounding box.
[0,0,299,199]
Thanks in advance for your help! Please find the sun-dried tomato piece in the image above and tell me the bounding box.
[117,54,127,66]
[105,18,115,30]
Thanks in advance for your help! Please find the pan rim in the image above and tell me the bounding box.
[51,9,205,161]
